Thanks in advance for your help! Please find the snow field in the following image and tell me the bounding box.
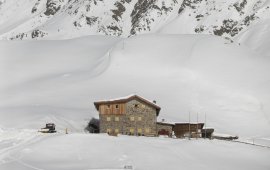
[0,132,270,170]
[1,34,270,137]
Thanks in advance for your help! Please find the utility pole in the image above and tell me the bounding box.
[189,112,191,140]
[204,113,206,139]
[196,112,198,140]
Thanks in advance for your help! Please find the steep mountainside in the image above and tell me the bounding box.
[0,0,269,42]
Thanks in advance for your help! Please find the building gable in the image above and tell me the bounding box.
[94,95,161,116]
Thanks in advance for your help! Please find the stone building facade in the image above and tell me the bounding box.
[94,95,160,136]
[156,122,174,136]
[94,94,205,138]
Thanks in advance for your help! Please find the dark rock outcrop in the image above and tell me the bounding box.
[44,0,61,16]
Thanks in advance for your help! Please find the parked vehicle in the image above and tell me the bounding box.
[39,123,56,133]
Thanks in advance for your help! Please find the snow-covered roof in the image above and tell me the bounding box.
[157,118,205,125]
[95,94,137,102]
[94,94,161,114]
[157,118,177,125]
[212,133,238,138]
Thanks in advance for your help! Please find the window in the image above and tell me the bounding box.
[134,104,139,108]
[130,128,134,133]
[115,117,119,121]
[130,116,135,121]
[141,104,145,108]
[107,105,110,108]
[115,129,119,133]
[138,128,142,133]
[106,117,111,121]
[106,129,111,133]
[145,128,150,133]
[138,116,142,121]
[115,105,119,109]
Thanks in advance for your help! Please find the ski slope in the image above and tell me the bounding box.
[236,18,270,58]
[1,34,270,137]
[0,133,270,170]
[1,1,270,169]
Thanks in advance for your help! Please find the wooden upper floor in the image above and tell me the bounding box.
[98,103,126,115]
[94,94,161,116]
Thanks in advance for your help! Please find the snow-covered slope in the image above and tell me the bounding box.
[160,0,270,37]
[0,0,269,43]
[1,134,270,170]
[236,18,270,57]
[0,36,121,131]
[1,34,270,137]
[1,1,270,169]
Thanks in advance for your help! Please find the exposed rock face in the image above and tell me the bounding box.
[0,0,269,40]
[178,0,203,14]
[86,16,98,26]
[213,14,258,37]
[130,0,158,35]
[233,0,247,14]
[10,33,28,40]
[112,1,126,22]
[31,30,47,39]
[31,0,41,13]
[44,0,61,16]
[214,19,239,37]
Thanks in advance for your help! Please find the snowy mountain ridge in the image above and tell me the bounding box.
[0,0,269,41]
[1,0,270,136]
[1,1,270,169]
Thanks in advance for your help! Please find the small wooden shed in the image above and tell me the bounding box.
[173,123,204,138]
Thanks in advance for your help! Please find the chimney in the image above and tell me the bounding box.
[153,100,156,104]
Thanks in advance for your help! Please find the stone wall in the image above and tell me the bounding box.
[99,99,157,136]
[99,114,124,134]
[157,123,173,136]
[124,99,157,136]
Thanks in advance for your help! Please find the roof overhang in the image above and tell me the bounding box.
[94,95,161,116]
[157,122,175,126]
